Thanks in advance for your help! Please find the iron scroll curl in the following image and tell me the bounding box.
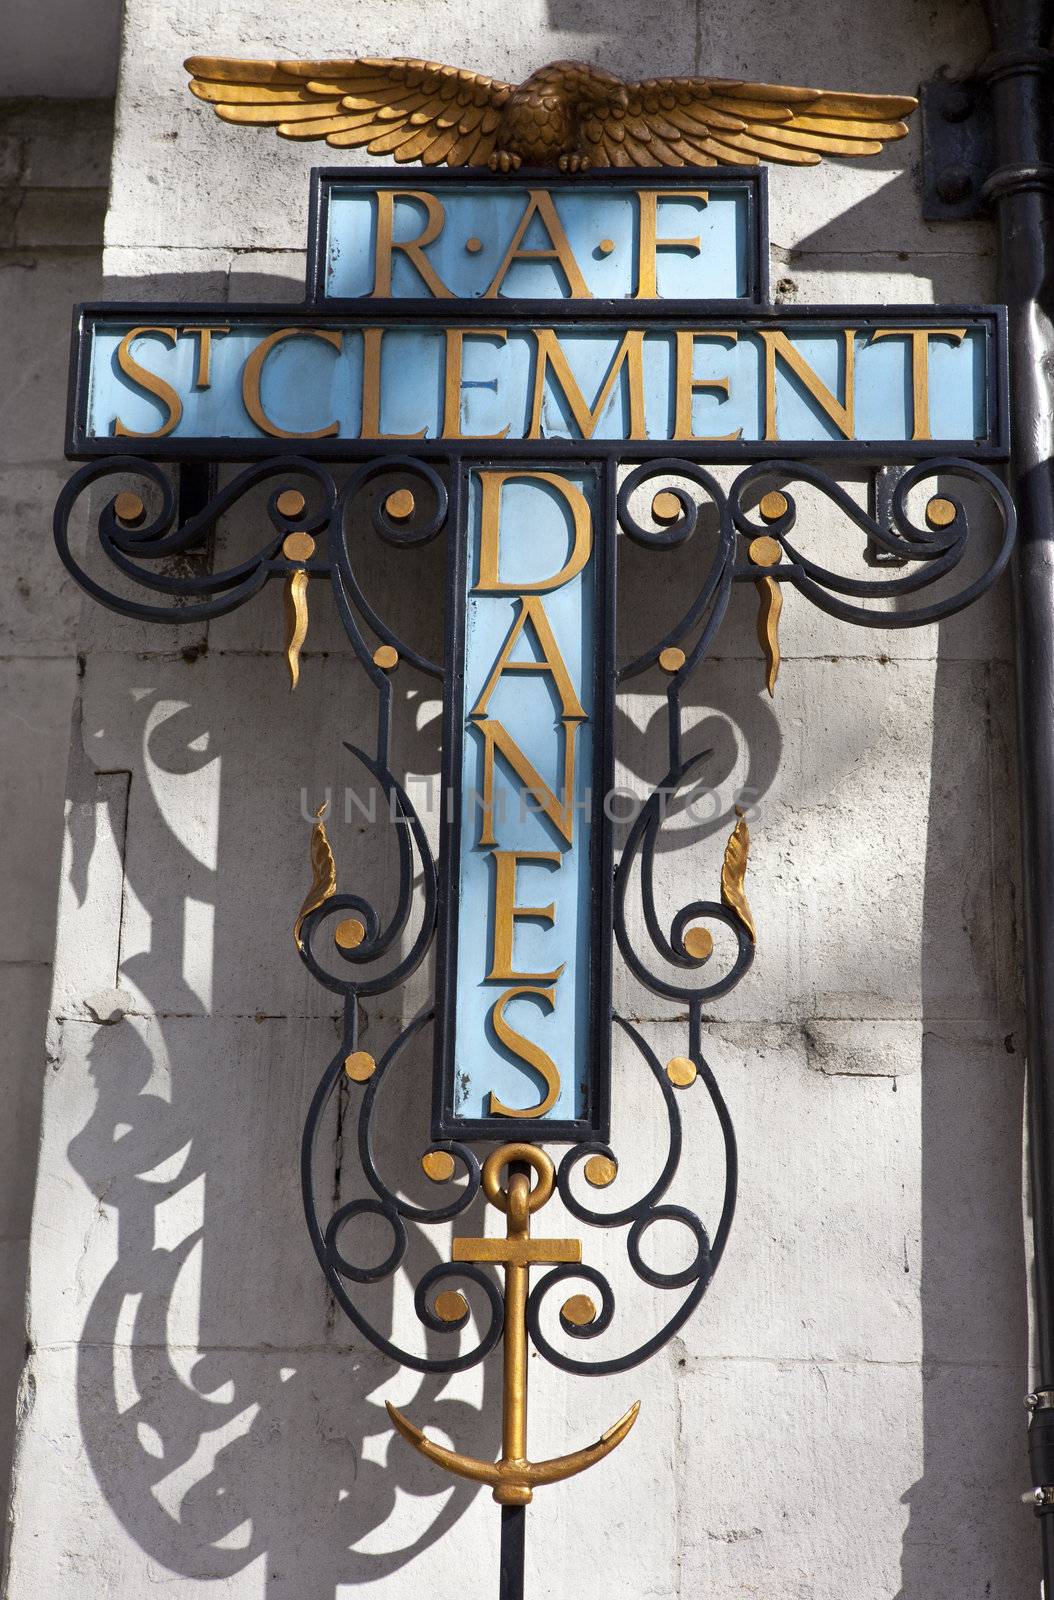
[729,455,1017,626]
[53,454,338,623]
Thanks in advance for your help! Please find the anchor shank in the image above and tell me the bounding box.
[502,1169,532,1470]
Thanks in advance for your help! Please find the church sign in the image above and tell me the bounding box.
[54,55,1017,1600]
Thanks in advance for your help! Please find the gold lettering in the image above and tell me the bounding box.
[443,327,509,439]
[476,470,592,593]
[673,329,742,441]
[760,328,856,441]
[636,188,709,299]
[242,327,342,439]
[113,326,182,439]
[487,849,564,982]
[472,595,586,722]
[372,190,452,299]
[474,718,580,849]
[528,327,646,440]
[868,327,967,441]
[483,190,591,299]
[180,325,229,389]
[486,986,561,1118]
[360,327,428,440]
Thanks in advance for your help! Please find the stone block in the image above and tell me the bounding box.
[100,245,230,299]
[679,1356,1029,1598]
[0,466,84,655]
[13,100,115,190]
[226,250,306,301]
[0,1238,29,1527]
[76,648,438,1021]
[7,1322,671,1600]
[612,657,1017,1024]
[0,964,53,1241]
[0,255,104,466]
[3,1340,504,1599]
[13,187,107,250]
[51,757,129,1025]
[665,1021,1025,1368]
[29,1014,346,1350]
[0,658,79,965]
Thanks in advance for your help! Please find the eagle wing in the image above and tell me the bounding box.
[184,56,513,165]
[580,76,916,167]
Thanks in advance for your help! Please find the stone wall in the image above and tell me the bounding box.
[1,3,1035,1597]
[0,95,110,1527]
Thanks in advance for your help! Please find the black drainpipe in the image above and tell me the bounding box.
[980,0,1054,1585]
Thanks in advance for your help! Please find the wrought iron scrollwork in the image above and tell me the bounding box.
[53,445,1018,1397]
[53,454,337,624]
[730,455,1017,627]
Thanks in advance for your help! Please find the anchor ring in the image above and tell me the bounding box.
[481,1143,556,1214]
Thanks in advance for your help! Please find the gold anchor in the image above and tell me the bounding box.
[386,1143,639,1503]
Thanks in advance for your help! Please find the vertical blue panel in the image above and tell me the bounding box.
[450,468,597,1127]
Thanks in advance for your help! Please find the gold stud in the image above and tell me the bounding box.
[373,644,399,671]
[584,1154,617,1188]
[748,535,782,567]
[422,1150,457,1183]
[666,1056,698,1088]
[759,490,789,523]
[561,1294,598,1327]
[683,926,714,961]
[384,488,416,521]
[465,237,483,253]
[282,531,316,562]
[926,495,956,529]
[658,646,686,674]
[276,489,306,519]
[334,917,366,950]
[344,1051,376,1082]
[434,1290,468,1322]
[598,238,615,255]
[651,490,682,524]
[113,491,145,526]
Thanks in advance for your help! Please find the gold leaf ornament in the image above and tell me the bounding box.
[285,568,310,690]
[294,802,338,949]
[721,807,755,942]
[755,575,783,696]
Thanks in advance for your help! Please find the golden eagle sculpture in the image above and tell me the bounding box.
[184,56,916,171]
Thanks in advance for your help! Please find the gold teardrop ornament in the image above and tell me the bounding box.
[721,807,756,942]
[293,802,337,950]
[755,575,783,696]
[285,568,310,689]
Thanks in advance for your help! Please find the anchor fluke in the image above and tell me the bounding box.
[385,1398,641,1503]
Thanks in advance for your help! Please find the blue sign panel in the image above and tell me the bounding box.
[76,313,999,453]
[317,176,760,303]
[436,466,608,1141]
